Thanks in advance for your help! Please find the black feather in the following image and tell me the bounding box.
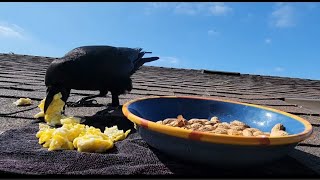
[44,45,159,110]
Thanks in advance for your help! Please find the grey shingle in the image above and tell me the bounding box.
[0,53,320,176]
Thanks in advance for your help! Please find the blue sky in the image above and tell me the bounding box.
[0,2,319,80]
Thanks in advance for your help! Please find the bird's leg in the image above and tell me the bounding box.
[67,91,107,107]
[103,92,120,114]
[111,93,120,107]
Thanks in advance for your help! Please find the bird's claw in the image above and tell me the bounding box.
[106,103,123,113]
[67,99,98,107]
[95,104,121,116]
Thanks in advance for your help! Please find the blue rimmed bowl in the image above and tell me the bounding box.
[122,96,313,166]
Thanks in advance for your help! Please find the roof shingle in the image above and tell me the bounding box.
[0,53,319,176]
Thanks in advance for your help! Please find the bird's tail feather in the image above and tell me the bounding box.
[131,52,159,74]
[141,57,159,63]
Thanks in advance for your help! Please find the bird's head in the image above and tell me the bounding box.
[44,86,68,114]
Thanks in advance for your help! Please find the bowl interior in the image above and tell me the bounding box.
[127,97,306,135]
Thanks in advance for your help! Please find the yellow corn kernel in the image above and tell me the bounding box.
[104,126,131,142]
[73,135,113,153]
[13,98,32,106]
[61,117,81,125]
[48,134,74,151]
[34,111,45,119]
[38,129,55,145]
[35,93,65,126]
[36,117,130,153]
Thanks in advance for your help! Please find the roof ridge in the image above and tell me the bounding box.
[201,69,241,76]
[0,53,58,59]
[1,53,319,82]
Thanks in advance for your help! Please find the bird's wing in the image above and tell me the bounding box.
[115,47,159,75]
[117,47,142,62]
[61,46,155,77]
[62,47,88,61]
[109,47,142,76]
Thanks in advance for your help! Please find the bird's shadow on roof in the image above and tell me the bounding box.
[78,106,135,133]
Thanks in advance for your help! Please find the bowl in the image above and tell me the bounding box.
[122,96,313,166]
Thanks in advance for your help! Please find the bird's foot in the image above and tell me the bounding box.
[94,103,121,116]
[105,103,121,113]
[67,99,98,107]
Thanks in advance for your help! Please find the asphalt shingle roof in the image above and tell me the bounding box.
[0,53,319,177]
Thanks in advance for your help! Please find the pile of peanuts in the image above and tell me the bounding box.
[156,115,289,137]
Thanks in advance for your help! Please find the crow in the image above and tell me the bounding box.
[43,45,159,114]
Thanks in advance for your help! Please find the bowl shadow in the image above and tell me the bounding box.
[148,144,319,178]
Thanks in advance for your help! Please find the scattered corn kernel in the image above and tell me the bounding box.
[34,111,45,119]
[60,116,81,125]
[73,135,114,153]
[36,122,130,153]
[34,91,132,153]
[13,98,32,106]
[48,134,74,151]
[34,93,66,126]
[104,126,131,142]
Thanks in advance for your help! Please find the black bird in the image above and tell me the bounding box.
[43,45,159,114]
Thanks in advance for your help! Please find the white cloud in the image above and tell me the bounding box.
[241,13,254,22]
[271,3,295,28]
[184,2,233,16]
[0,23,24,39]
[159,56,179,64]
[0,21,62,57]
[253,67,286,76]
[274,67,285,72]
[209,2,233,16]
[145,2,232,16]
[174,3,198,15]
[247,13,253,18]
[148,2,171,9]
[147,56,181,68]
[275,2,286,7]
[144,2,173,15]
[208,29,219,36]
[305,2,317,10]
[265,38,272,44]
